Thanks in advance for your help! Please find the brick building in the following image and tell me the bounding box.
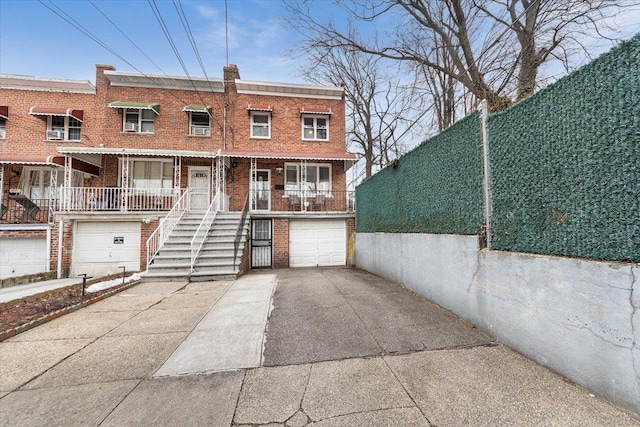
[0,65,356,280]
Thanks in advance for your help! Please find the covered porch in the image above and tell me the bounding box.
[218,149,358,214]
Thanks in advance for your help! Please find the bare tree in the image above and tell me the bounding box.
[285,0,635,111]
[300,45,427,177]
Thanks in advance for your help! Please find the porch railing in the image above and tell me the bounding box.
[1,197,56,224]
[190,192,221,272]
[146,189,191,266]
[233,193,250,266]
[250,190,355,213]
[60,187,182,212]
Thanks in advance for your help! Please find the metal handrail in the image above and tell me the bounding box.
[233,193,250,266]
[190,192,221,272]
[146,188,190,266]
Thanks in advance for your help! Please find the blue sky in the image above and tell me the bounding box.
[1,0,639,87]
[0,0,311,84]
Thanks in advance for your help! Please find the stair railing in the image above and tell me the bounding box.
[233,193,250,266]
[190,192,221,272]
[146,188,190,267]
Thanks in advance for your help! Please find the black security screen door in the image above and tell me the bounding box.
[251,219,272,268]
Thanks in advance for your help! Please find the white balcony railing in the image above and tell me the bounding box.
[60,187,184,212]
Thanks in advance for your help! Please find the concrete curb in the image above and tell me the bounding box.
[0,279,142,342]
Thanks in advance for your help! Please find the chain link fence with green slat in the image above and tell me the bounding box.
[356,112,484,235]
[356,33,639,263]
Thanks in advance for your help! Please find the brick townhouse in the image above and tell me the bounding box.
[0,64,357,281]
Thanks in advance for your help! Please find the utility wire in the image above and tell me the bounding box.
[147,0,212,115]
[88,0,167,75]
[173,0,219,115]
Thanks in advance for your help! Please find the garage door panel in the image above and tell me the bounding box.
[0,238,48,279]
[73,221,141,277]
[289,220,346,268]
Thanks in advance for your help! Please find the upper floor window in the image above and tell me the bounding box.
[123,109,155,133]
[19,167,83,200]
[251,112,271,139]
[302,115,329,141]
[0,106,7,139]
[47,116,81,141]
[120,158,173,189]
[285,163,331,195]
[189,112,210,136]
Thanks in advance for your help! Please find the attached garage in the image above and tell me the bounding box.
[289,219,346,267]
[72,221,141,277]
[0,237,47,279]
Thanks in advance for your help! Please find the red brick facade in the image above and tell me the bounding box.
[1,64,355,279]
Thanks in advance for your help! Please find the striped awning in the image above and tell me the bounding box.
[0,155,100,176]
[247,104,273,112]
[183,105,211,114]
[29,107,84,122]
[216,149,358,162]
[300,107,332,116]
[108,101,160,115]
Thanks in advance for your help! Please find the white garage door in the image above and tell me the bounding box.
[0,238,47,279]
[289,219,346,267]
[72,221,141,277]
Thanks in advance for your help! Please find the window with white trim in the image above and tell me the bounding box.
[19,167,83,200]
[189,112,210,136]
[120,158,172,189]
[251,112,271,138]
[0,118,5,139]
[123,109,155,133]
[47,116,81,141]
[302,115,328,141]
[284,163,331,195]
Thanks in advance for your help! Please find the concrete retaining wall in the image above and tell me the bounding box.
[355,232,640,413]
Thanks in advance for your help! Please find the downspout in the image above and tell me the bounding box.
[46,226,51,274]
[57,219,63,278]
[479,99,492,249]
[223,106,227,150]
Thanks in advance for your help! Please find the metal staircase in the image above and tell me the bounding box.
[144,211,250,282]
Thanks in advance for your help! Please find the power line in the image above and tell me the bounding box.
[88,0,167,75]
[147,0,212,115]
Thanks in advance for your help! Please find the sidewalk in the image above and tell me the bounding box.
[0,268,638,426]
[0,278,82,304]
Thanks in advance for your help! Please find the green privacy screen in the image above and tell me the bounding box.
[356,34,639,263]
[489,35,640,262]
[356,112,484,235]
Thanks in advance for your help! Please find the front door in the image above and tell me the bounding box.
[189,167,210,210]
[251,169,270,211]
[251,219,272,268]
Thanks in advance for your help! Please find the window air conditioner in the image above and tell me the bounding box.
[47,130,64,140]
[193,127,209,136]
[124,122,138,132]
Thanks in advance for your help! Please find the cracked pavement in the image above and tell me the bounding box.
[1,268,639,426]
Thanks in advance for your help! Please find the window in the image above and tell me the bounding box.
[47,116,81,141]
[251,112,271,138]
[189,112,210,136]
[19,167,83,201]
[284,163,331,195]
[302,115,328,141]
[120,159,172,189]
[0,118,5,139]
[123,109,155,133]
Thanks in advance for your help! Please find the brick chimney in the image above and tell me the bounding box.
[223,64,240,94]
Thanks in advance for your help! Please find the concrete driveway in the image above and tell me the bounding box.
[0,267,638,426]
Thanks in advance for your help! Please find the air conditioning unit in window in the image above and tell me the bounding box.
[192,127,209,136]
[124,122,138,132]
[47,130,64,140]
